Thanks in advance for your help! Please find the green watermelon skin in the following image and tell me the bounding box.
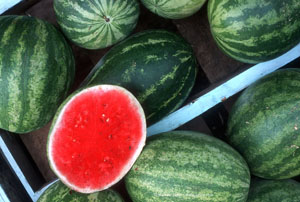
[141,0,206,19]
[208,0,300,64]
[82,30,197,125]
[125,131,250,202]
[247,179,300,202]
[37,180,124,202]
[54,0,140,49]
[227,69,300,179]
[0,15,75,133]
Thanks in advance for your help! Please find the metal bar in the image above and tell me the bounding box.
[0,185,10,202]
[147,43,300,136]
[0,0,22,14]
[0,136,35,201]
[32,179,58,202]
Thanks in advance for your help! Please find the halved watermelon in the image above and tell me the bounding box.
[47,85,146,193]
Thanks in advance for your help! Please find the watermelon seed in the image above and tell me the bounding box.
[129,146,132,150]
[75,124,78,128]
[135,167,138,171]
[69,190,73,195]
[102,114,106,117]
[106,118,110,122]
[73,139,76,142]
[294,125,298,130]
[108,134,113,139]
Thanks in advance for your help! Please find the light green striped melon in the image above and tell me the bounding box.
[125,131,250,202]
[141,0,206,19]
[37,180,124,202]
[0,15,75,133]
[54,0,140,49]
[208,0,300,63]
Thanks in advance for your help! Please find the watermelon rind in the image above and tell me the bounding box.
[227,68,300,179]
[81,29,197,125]
[140,0,206,19]
[53,0,140,49]
[247,179,300,202]
[47,84,146,193]
[0,15,75,133]
[125,130,250,202]
[208,0,300,64]
[37,180,124,202]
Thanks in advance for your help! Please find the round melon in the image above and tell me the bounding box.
[37,180,124,202]
[53,0,140,49]
[247,179,300,202]
[208,0,300,63]
[82,30,197,125]
[125,131,250,202]
[140,0,206,19]
[0,15,75,133]
[227,68,300,179]
[47,85,146,193]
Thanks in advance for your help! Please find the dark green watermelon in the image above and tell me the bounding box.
[247,179,300,202]
[227,68,300,179]
[82,30,197,125]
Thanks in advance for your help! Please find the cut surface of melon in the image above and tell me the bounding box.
[48,85,146,193]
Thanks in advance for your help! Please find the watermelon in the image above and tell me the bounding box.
[140,0,206,19]
[82,30,197,125]
[0,15,75,134]
[125,131,250,202]
[208,0,300,64]
[53,0,140,49]
[247,179,300,202]
[37,180,124,202]
[227,69,300,179]
[47,85,146,193]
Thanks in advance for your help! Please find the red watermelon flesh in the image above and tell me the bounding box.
[48,85,146,193]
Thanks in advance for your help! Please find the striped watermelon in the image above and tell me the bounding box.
[53,0,140,49]
[247,179,300,202]
[140,0,206,19]
[227,69,300,179]
[125,131,250,202]
[47,85,146,193]
[208,0,300,64]
[37,180,124,202]
[0,15,75,134]
[82,30,197,125]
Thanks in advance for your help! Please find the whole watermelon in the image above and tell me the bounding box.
[247,179,300,202]
[0,15,75,134]
[125,131,250,202]
[208,0,300,63]
[141,0,206,19]
[227,69,300,179]
[82,30,197,125]
[37,180,124,202]
[54,0,140,49]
